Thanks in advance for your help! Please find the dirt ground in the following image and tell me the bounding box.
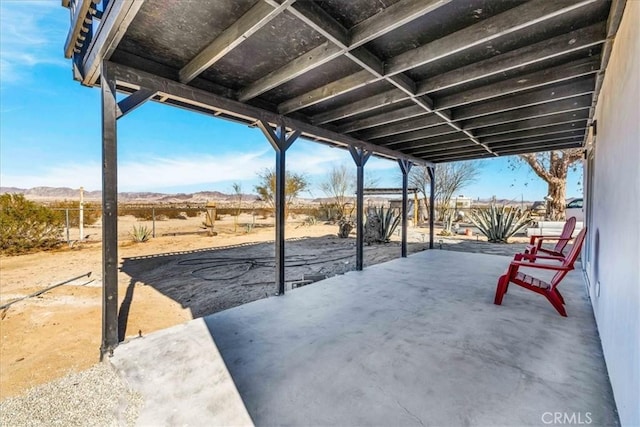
[1,213,438,399]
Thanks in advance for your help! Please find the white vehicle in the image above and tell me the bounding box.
[566,198,584,222]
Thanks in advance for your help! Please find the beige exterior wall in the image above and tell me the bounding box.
[584,2,640,425]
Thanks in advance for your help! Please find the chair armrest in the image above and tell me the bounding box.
[536,236,572,242]
[515,253,564,262]
[510,261,571,271]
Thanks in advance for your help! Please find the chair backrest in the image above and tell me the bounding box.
[553,216,577,253]
[551,227,587,289]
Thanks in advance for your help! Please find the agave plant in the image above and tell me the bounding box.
[129,224,152,243]
[467,204,532,243]
[365,206,401,243]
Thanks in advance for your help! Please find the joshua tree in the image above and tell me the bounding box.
[514,150,583,220]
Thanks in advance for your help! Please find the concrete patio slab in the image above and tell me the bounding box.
[110,250,618,426]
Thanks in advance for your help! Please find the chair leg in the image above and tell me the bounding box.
[554,288,565,305]
[545,290,567,317]
[494,275,508,305]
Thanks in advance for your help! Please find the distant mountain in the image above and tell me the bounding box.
[0,186,257,203]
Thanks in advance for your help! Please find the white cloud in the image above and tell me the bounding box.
[1,138,402,192]
[1,151,275,191]
[0,1,67,84]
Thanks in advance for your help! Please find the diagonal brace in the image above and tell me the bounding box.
[117,88,156,119]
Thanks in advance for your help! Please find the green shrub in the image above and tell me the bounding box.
[468,204,532,243]
[0,194,63,255]
[129,224,152,243]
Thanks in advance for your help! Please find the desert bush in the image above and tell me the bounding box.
[468,204,532,243]
[0,194,63,255]
[49,200,101,226]
[129,224,152,243]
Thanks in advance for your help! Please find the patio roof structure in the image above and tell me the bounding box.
[61,0,625,357]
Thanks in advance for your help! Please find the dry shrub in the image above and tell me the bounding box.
[0,194,63,255]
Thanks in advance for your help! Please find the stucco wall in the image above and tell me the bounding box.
[586,2,640,426]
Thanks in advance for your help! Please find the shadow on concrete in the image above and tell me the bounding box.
[118,235,429,332]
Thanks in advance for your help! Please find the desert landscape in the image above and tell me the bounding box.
[1,210,442,400]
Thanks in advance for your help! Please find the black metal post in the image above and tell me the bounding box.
[398,159,412,257]
[428,166,435,249]
[349,146,371,271]
[100,61,119,358]
[258,121,300,294]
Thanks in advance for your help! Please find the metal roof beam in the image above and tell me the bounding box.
[386,0,599,75]
[462,94,593,130]
[376,125,461,146]
[494,140,584,155]
[474,110,591,138]
[106,61,431,166]
[337,105,431,134]
[238,41,344,102]
[355,113,444,140]
[349,0,452,47]
[426,150,491,163]
[418,23,605,94]
[480,122,588,144]
[436,58,600,110]
[488,132,586,149]
[179,0,294,84]
[383,133,470,151]
[243,0,448,104]
[312,23,604,131]
[407,141,480,155]
[453,76,595,121]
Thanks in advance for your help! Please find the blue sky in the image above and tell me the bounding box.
[0,1,582,201]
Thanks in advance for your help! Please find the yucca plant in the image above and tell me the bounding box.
[468,204,532,243]
[129,224,152,243]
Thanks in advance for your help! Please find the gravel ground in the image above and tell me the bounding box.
[0,362,141,427]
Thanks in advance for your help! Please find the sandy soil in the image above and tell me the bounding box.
[1,213,436,399]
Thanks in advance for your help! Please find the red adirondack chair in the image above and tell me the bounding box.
[524,216,577,259]
[494,227,587,317]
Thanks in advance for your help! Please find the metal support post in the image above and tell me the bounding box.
[349,146,372,271]
[100,61,119,358]
[398,159,412,257]
[258,121,300,295]
[428,166,435,249]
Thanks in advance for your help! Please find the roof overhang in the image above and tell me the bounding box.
[63,0,626,164]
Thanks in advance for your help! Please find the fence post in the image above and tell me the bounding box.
[65,209,70,245]
[79,186,84,241]
[152,208,156,238]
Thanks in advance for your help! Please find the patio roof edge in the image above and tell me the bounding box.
[105,61,433,167]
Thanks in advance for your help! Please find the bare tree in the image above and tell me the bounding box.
[231,182,243,232]
[516,149,583,220]
[320,163,381,220]
[410,161,481,226]
[254,168,309,217]
[319,163,353,219]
